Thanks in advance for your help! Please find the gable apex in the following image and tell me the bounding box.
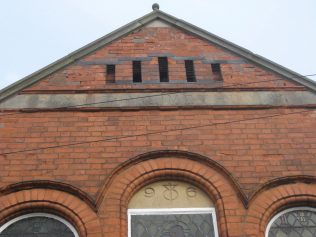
[0,9,315,103]
[144,19,171,28]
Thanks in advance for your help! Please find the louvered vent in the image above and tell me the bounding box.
[185,60,196,82]
[158,57,169,82]
[106,64,115,83]
[133,61,142,83]
[211,63,223,80]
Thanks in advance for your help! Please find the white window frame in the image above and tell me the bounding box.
[265,206,316,237]
[0,212,79,237]
[128,207,219,237]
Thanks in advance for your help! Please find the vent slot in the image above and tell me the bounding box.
[106,64,115,83]
[211,63,223,80]
[133,61,142,83]
[211,63,221,73]
[185,60,196,82]
[158,57,169,82]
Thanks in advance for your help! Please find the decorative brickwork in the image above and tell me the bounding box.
[98,153,244,237]
[23,26,302,92]
[246,182,316,237]
[0,8,315,237]
[0,188,102,237]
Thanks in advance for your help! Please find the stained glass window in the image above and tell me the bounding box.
[128,181,218,237]
[267,207,316,237]
[129,208,217,237]
[0,213,78,237]
[130,211,216,237]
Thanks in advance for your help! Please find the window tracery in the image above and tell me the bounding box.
[266,207,316,237]
[128,180,218,237]
[0,213,79,237]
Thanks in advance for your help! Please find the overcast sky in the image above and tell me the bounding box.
[0,0,315,90]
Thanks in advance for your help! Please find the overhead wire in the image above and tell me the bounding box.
[0,108,314,156]
[0,73,315,155]
[0,73,315,118]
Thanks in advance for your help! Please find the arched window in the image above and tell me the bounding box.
[266,207,316,237]
[0,213,79,237]
[128,180,219,237]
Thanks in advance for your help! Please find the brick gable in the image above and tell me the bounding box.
[22,24,303,93]
[0,9,315,237]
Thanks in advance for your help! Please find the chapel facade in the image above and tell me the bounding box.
[0,5,316,237]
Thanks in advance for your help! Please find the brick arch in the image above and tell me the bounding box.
[96,150,247,207]
[245,182,316,237]
[0,188,103,237]
[0,180,96,212]
[97,150,246,237]
[248,175,316,205]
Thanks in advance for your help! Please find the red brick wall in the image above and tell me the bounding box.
[1,109,315,197]
[1,24,314,237]
[23,26,303,92]
[0,108,315,236]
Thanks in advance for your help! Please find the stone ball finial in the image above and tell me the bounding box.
[152,3,160,10]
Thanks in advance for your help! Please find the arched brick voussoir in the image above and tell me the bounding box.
[245,182,316,237]
[97,150,247,207]
[248,175,316,205]
[0,180,96,211]
[0,189,103,237]
[97,150,247,237]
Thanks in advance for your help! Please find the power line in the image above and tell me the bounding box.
[304,74,316,77]
[1,74,315,118]
[0,108,313,156]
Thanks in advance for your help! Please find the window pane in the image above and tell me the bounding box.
[0,217,75,237]
[131,213,215,237]
[269,209,316,237]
